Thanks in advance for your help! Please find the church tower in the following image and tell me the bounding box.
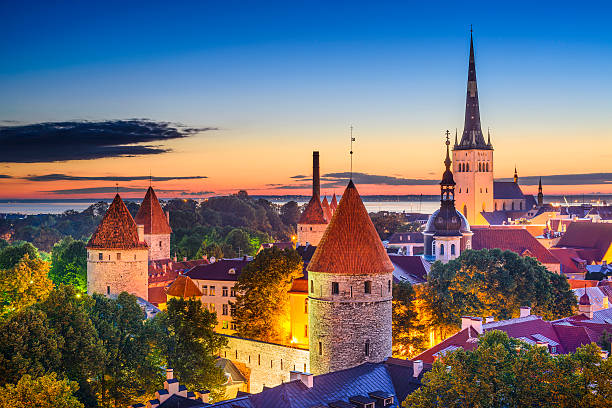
[307,180,393,375]
[86,194,149,300]
[135,186,172,261]
[537,177,544,206]
[453,30,494,226]
[297,151,329,246]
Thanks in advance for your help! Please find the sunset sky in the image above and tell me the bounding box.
[1,1,611,199]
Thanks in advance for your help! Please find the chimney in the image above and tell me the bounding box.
[289,370,301,382]
[166,368,173,380]
[470,317,483,334]
[485,316,495,324]
[198,390,210,404]
[312,151,320,199]
[183,256,187,262]
[300,372,314,388]
[461,316,473,331]
[413,360,423,377]
[520,307,531,318]
[137,224,145,242]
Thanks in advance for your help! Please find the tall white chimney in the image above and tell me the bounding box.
[413,360,423,377]
[520,307,531,318]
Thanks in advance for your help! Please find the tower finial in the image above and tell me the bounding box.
[149,169,152,187]
[487,127,491,145]
[514,166,518,184]
[444,130,451,170]
[470,24,473,34]
[115,182,119,194]
[454,128,458,146]
[349,125,355,180]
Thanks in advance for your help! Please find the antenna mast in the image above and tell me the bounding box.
[350,125,355,180]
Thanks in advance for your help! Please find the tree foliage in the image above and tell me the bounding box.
[49,237,87,291]
[0,241,39,269]
[0,373,84,408]
[403,331,612,408]
[392,281,427,358]
[0,254,53,317]
[153,298,226,397]
[233,247,303,343]
[421,249,576,335]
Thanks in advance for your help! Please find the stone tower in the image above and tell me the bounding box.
[307,180,394,375]
[424,134,472,263]
[135,186,172,261]
[86,194,149,300]
[297,151,329,246]
[453,30,494,226]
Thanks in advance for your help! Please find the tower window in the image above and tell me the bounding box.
[331,282,339,295]
[388,280,391,293]
[466,163,470,172]
[116,252,121,260]
[99,252,103,260]
[319,341,322,355]
[159,241,162,248]
[107,286,110,295]
[310,280,314,293]
[364,281,372,294]
[440,244,445,255]
[365,340,370,357]
[222,287,228,297]
[451,244,456,255]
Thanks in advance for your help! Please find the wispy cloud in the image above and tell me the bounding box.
[180,191,214,196]
[24,173,207,182]
[497,173,612,185]
[0,119,216,163]
[44,186,181,195]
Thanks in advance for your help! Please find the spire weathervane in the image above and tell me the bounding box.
[115,182,119,194]
[350,125,355,180]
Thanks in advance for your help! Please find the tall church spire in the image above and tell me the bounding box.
[514,166,518,183]
[457,29,489,150]
[538,177,544,206]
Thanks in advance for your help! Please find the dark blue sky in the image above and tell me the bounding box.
[1,1,612,197]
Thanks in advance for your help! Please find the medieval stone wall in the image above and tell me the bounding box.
[220,335,310,393]
[144,233,171,261]
[87,248,149,300]
[297,223,327,247]
[308,271,393,375]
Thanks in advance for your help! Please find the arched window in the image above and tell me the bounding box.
[512,202,515,210]
[502,202,506,210]
[365,340,370,356]
[520,201,523,210]
[463,205,467,217]
[440,244,445,255]
[432,242,436,255]
[451,244,456,255]
[466,163,470,172]
[486,163,489,172]
[304,298,308,313]
[495,202,498,211]
[479,163,482,172]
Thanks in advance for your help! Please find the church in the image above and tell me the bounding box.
[453,31,536,226]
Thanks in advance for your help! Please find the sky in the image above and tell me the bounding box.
[1,0,611,199]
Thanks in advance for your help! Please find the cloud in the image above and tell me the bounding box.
[45,186,181,195]
[180,191,214,196]
[0,175,12,179]
[0,119,216,163]
[290,175,308,179]
[24,173,207,182]
[497,173,612,185]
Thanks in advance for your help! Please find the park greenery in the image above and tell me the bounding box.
[232,247,304,343]
[403,331,612,408]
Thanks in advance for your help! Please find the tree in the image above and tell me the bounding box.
[0,242,38,269]
[197,243,223,260]
[232,247,303,343]
[0,373,84,408]
[392,281,427,358]
[421,249,576,335]
[153,298,226,398]
[280,201,300,226]
[0,308,63,386]
[89,292,162,407]
[49,237,87,292]
[402,331,612,408]
[599,329,612,354]
[0,254,53,317]
[37,286,105,406]
[225,228,251,256]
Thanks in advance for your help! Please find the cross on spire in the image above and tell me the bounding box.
[349,125,355,180]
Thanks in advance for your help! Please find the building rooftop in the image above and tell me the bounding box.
[493,181,526,200]
[298,195,328,225]
[166,275,203,298]
[185,258,250,282]
[554,222,612,263]
[389,255,429,285]
[387,232,424,245]
[135,186,172,235]
[87,194,148,250]
[471,227,559,265]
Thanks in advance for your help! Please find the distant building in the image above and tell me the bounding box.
[130,368,209,408]
[135,186,172,261]
[86,194,149,300]
[386,232,424,255]
[552,222,612,265]
[297,151,329,246]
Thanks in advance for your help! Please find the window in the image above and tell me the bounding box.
[440,244,445,255]
[310,280,314,293]
[209,286,216,296]
[99,252,103,261]
[116,252,121,260]
[318,341,322,355]
[222,304,228,315]
[388,280,391,293]
[258,354,261,365]
[222,287,228,297]
[159,240,162,248]
[107,286,111,295]
[108,254,111,260]
[331,282,339,295]
[209,303,215,313]
[236,350,238,359]
[364,281,372,294]
[230,305,236,316]
[304,298,308,313]
[305,325,308,337]
[230,322,237,330]
[310,227,312,231]
[134,254,136,260]
[365,339,370,356]
[550,346,557,354]
[201,285,208,296]
[230,287,236,297]
[451,244,456,255]
[511,202,515,210]
[222,321,228,329]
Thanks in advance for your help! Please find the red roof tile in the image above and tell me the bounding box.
[166,275,203,298]
[135,187,172,235]
[330,194,338,211]
[472,228,559,265]
[308,181,394,275]
[414,327,480,364]
[549,248,587,274]
[566,278,598,290]
[298,195,328,224]
[87,194,148,250]
[555,222,612,262]
[148,286,167,306]
[321,196,333,222]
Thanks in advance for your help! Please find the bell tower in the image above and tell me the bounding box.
[453,29,494,226]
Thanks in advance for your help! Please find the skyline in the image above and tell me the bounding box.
[2,1,612,199]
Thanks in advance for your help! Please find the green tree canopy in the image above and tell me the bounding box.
[0,373,84,408]
[153,298,227,398]
[0,254,53,317]
[232,247,303,343]
[49,237,87,291]
[421,249,576,335]
[403,331,612,408]
[0,242,39,269]
[392,281,427,358]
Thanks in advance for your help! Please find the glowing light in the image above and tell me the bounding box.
[29,280,33,284]
[290,336,298,344]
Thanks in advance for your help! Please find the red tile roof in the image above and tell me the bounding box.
[148,286,167,306]
[308,181,394,275]
[566,278,598,289]
[472,228,559,265]
[554,222,612,263]
[87,194,148,250]
[321,196,333,222]
[166,275,203,298]
[135,187,172,235]
[330,194,338,212]
[297,195,328,224]
[414,327,480,363]
[549,248,587,274]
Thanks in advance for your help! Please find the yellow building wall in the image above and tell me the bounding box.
[288,292,309,348]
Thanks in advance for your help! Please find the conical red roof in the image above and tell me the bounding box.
[330,193,338,211]
[298,195,328,224]
[308,181,393,275]
[321,196,333,222]
[87,194,148,250]
[135,187,172,234]
[166,275,202,298]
